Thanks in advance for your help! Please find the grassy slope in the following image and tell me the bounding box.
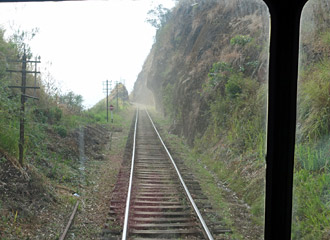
[0,104,133,239]
[0,31,133,239]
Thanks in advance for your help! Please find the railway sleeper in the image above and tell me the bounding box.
[131,205,190,212]
[129,228,203,238]
[130,222,198,228]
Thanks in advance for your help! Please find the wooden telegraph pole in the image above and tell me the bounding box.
[106,80,109,122]
[7,47,40,166]
[103,80,112,122]
[116,81,119,111]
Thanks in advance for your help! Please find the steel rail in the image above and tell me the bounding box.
[122,109,139,240]
[59,200,79,240]
[145,109,214,240]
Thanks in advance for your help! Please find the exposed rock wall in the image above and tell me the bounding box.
[133,0,270,144]
[131,48,156,106]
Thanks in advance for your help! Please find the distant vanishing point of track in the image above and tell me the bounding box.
[102,109,231,240]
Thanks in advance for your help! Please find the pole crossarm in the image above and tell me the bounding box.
[6,69,40,74]
[8,60,41,63]
[22,94,39,100]
[8,86,40,89]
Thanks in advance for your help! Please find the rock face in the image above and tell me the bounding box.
[110,83,129,102]
[131,48,156,106]
[133,0,270,144]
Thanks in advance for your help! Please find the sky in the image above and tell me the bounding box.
[0,0,175,108]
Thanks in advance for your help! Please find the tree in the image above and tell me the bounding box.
[59,91,84,113]
[146,4,171,29]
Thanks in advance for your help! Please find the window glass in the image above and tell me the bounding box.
[292,0,330,239]
[0,0,270,239]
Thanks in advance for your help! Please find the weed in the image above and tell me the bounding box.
[13,211,18,224]
[320,30,330,45]
[297,58,330,141]
[292,169,330,239]
[162,83,175,119]
[230,35,253,46]
[53,125,67,138]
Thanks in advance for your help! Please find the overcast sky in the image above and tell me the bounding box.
[0,0,175,108]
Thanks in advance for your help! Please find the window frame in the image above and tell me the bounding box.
[262,1,307,239]
[0,0,309,239]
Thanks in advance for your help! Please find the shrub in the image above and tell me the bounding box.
[207,68,264,154]
[33,107,62,124]
[53,125,67,138]
[225,74,243,98]
[162,83,175,119]
[49,107,62,123]
[207,62,233,90]
[298,58,330,141]
[230,35,253,46]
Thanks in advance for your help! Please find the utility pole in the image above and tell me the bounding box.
[33,56,38,97]
[116,81,119,111]
[106,80,109,122]
[103,80,111,122]
[7,47,40,166]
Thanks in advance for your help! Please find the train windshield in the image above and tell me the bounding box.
[0,0,272,239]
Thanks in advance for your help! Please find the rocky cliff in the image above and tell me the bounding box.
[133,0,269,144]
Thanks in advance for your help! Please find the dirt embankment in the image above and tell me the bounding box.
[0,122,127,239]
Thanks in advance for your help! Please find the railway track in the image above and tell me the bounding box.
[103,109,230,239]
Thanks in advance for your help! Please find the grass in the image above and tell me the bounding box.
[149,109,257,239]
[295,140,330,171]
[292,54,330,239]
[292,136,330,239]
[321,30,330,45]
[0,117,19,157]
[292,169,330,239]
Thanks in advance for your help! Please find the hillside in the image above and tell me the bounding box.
[133,0,269,144]
[132,0,330,239]
[0,27,132,239]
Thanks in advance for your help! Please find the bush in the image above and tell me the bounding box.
[162,83,175,119]
[230,35,253,46]
[207,62,233,89]
[207,68,264,154]
[49,107,62,123]
[225,74,243,98]
[33,107,62,124]
[53,125,67,138]
[298,58,330,141]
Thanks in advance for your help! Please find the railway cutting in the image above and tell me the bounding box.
[102,109,230,239]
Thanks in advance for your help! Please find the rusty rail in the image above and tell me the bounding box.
[59,200,79,240]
